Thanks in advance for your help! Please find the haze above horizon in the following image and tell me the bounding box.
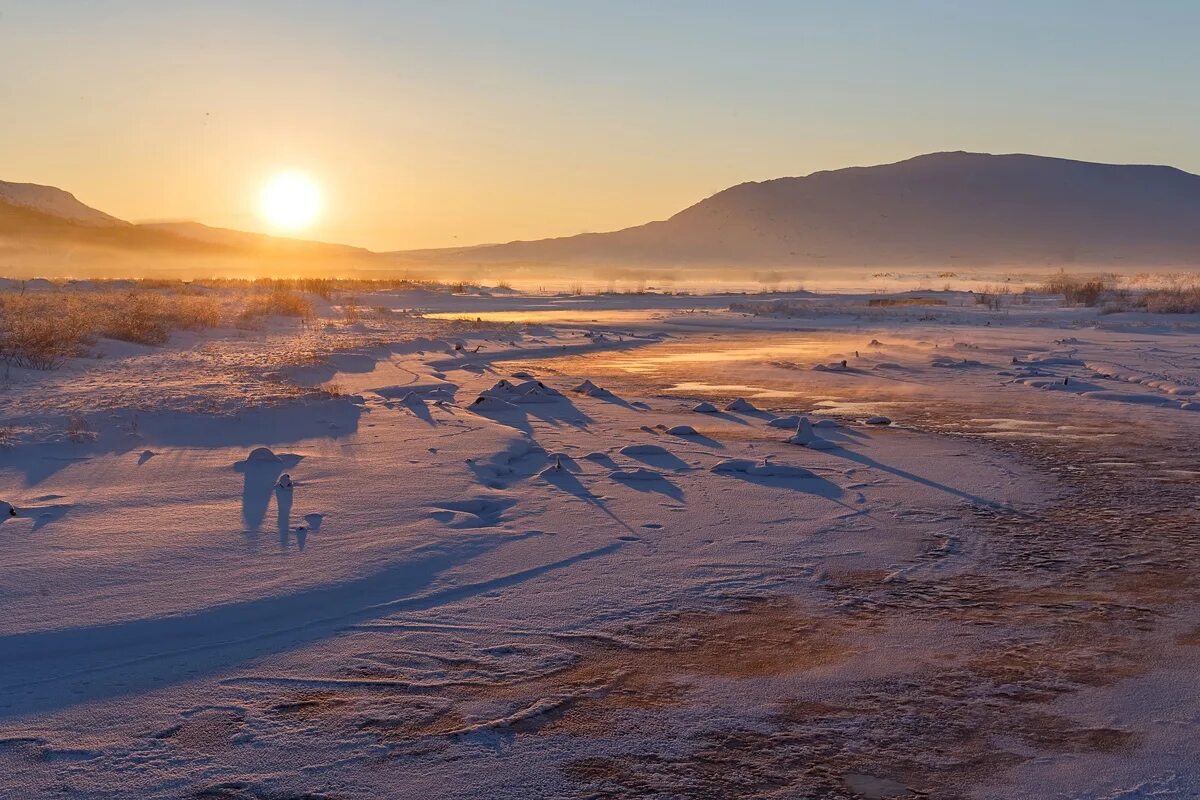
[3,0,1199,251]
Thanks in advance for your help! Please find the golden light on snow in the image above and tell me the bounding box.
[259,171,321,231]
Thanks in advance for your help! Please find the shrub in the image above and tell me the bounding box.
[1040,271,1118,307]
[237,287,314,324]
[1140,287,1200,314]
[66,414,96,443]
[0,289,222,368]
[100,293,171,345]
[0,294,94,369]
[99,292,221,345]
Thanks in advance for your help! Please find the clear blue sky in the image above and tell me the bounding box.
[2,0,1197,249]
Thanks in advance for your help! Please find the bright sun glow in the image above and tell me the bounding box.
[259,171,321,231]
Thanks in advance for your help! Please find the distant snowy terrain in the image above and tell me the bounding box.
[1,286,1199,798]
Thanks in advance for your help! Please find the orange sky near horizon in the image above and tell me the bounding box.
[3,2,1199,252]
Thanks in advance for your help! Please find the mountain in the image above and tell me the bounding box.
[0,181,377,275]
[0,180,128,227]
[0,198,218,253]
[9,152,1200,276]
[400,152,1200,268]
[139,221,371,257]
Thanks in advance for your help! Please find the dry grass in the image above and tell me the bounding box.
[0,293,94,369]
[235,286,314,326]
[867,296,948,307]
[1139,286,1200,314]
[1028,271,1200,313]
[1038,271,1119,307]
[0,275,495,371]
[65,414,95,443]
[0,289,224,370]
[100,292,221,345]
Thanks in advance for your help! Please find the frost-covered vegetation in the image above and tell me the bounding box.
[1036,271,1200,313]
[0,289,220,369]
[0,277,476,371]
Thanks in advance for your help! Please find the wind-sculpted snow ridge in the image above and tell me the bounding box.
[1,288,1200,798]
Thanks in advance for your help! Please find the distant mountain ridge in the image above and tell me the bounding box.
[0,180,128,227]
[0,181,374,270]
[401,151,1200,267]
[7,151,1200,272]
[139,221,371,256]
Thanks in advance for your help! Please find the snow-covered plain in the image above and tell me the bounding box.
[2,287,1199,799]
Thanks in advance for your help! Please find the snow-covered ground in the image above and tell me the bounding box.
[1,287,1199,799]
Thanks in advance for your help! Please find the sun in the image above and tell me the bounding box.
[259,171,321,231]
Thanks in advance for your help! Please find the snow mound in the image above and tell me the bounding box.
[514,379,562,396]
[666,424,698,436]
[724,398,759,412]
[479,379,518,397]
[470,395,519,412]
[572,380,601,393]
[786,417,814,445]
[479,378,563,402]
[711,458,755,473]
[512,384,563,404]
[692,401,718,413]
[246,447,282,463]
[767,415,801,428]
[865,415,892,425]
[752,462,816,478]
[786,417,838,449]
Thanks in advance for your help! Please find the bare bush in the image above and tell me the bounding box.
[0,288,221,367]
[976,284,1011,311]
[1040,271,1118,307]
[0,294,94,369]
[1140,287,1200,314]
[237,286,314,325]
[66,414,95,443]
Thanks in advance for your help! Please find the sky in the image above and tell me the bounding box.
[2,0,1199,251]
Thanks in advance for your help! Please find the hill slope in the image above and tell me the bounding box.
[412,152,1200,267]
[0,182,378,276]
[0,180,128,227]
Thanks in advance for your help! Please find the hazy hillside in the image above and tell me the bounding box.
[406,152,1200,268]
[0,180,128,227]
[139,221,372,257]
[9,152,1200,278]
[0,200,220,253]
[0,183,377,277]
